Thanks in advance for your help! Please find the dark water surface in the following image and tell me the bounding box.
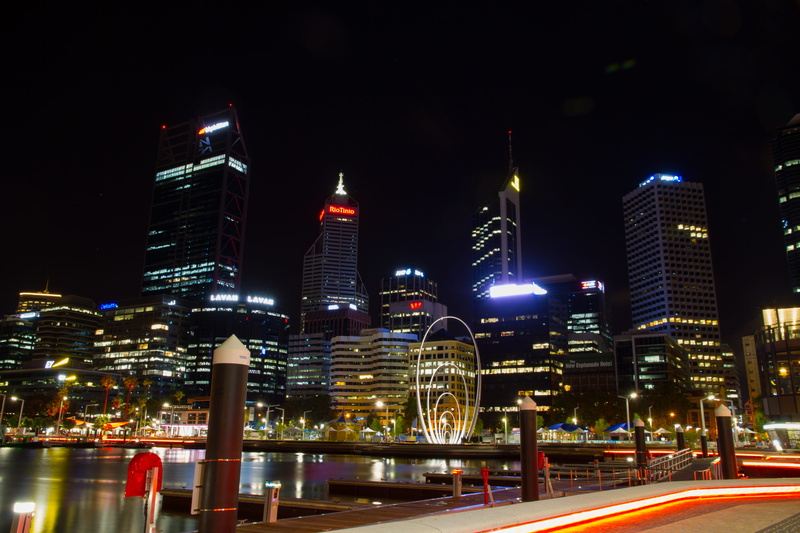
[0,446,520,533]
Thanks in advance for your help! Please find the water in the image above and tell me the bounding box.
[0,447,520,533]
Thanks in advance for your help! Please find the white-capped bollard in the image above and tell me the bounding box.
[10,502,35,533]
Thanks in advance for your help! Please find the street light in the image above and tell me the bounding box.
[262,404,279,440]
[699,394,715,457]
[502,417,508,443]
[618,392,637,440]
[55,395,68,436]
[275,407,285,439]
[648,405,653,429]
[0,393,6,428]
[83,403,98,439]
[717,398,739,447]
[11,397,25,428]
[572,406,578,425]
[302,410,311,440]
[163,402,176,437]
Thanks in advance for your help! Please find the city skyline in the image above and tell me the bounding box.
[4,3,800,354]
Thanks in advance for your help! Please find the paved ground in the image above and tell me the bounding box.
[550,495,800,533]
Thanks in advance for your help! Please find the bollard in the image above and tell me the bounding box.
[634,418,647,470]
[481,468,491,505]
[198,336,251,533]
[715,405,738,479]
[10,502,34,533]
[700,429,709,458]
[452,469,463,499]
[519,396,539,501]
[676,425,685,451]
[263,481,281,522]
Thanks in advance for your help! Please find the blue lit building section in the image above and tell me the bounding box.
[141,106,250,303]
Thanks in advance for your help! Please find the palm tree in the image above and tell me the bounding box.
[123,375,138,417]
[100,375,117,414]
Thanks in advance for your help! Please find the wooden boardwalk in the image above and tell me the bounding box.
[235,486,536,532]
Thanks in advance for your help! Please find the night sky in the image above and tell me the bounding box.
[4,2,800,353]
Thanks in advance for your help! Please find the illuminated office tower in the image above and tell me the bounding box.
[329,328,416,425]
[32,295,101,366]
[473,281,564,414]
[379,268,446,339]
[299,173,369,332]
[186,294,289,403]
[288,174,370,399]
[623,174,724,394]
[94,295,192,398]
[471,167,522,301]
[773,114,800,292]
[141,106,250,302]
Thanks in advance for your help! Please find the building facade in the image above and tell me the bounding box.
[94,295,192,399]
[754,307,800,422]
[473,282,565,414]
[380,268,446,339]
[141,106,250,303]
[288,174,370,399]
[623,174,724,393]
[773,114,800,293]
[186,294,289,404]
[32,295,100,367]
[471,168,522,302]
[613,332,692,394]
[329,328,415,426]
[299,173,368,331]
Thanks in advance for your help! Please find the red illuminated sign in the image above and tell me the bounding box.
[328,205,356,216]
[409,301,422,310]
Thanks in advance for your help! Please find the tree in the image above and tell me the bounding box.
[100,375,117,414]
[174,390,185,405]
[123,375,139,417]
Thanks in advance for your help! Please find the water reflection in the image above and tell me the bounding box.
[0,447,520,533]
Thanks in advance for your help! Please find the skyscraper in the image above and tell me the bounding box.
[287,174,370,399]
[299,173,369,332]
[773,114,800,293]
[623,174,724,394]
[379,268,446,339]
[471,167,522,302]
[141,106,250,303]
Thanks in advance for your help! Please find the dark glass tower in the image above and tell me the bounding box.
[773,114,800,293]
[142,106,250,303]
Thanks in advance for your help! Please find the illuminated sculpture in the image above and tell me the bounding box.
[414,316,481,444]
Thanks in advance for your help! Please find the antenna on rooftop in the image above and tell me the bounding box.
[508,130,514,173]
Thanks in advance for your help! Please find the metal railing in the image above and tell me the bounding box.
[647,448,694,482]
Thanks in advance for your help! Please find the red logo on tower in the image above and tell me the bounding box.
[328,205,356,216]
[409,301,423,310]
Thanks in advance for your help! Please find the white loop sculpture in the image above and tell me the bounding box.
[414,316,482,444]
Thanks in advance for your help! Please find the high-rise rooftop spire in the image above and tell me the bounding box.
[508,130,514,173]
[336,172,347,195]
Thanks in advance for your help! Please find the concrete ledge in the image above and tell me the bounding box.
[333,478,800,533]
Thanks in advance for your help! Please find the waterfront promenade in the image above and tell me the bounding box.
[234,478,800,533]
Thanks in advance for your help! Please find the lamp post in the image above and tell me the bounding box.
[302,410,311,440]
[276,407,285,439]
[12,396,25,428]
[0,393,6,428]
[262,404,278,440]
[618,392,637,441]
[83,403,98,439]
[502,417,508,443]
[163,402,176,437]
[718,398,739,447]
[573,406,578,425]
[699,394,715,457]
[55,395,67,436]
